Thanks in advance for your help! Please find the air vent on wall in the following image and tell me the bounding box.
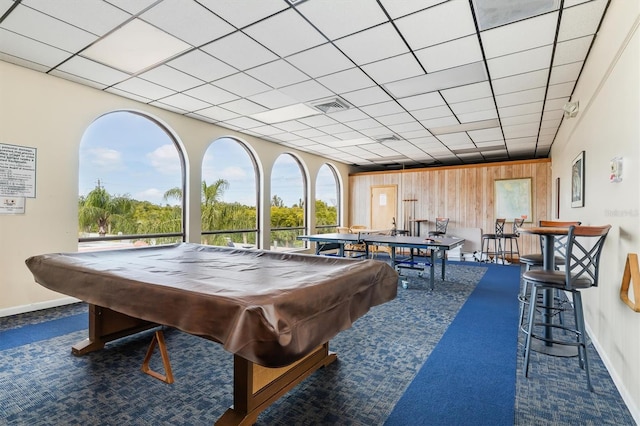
[310,98,351,114]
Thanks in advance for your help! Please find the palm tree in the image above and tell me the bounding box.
[78,181,134,236]
[164,179,229,232]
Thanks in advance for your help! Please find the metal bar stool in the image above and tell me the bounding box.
[480,218,506,264]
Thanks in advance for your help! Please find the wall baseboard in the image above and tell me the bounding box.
[587,322,640,424]
[0,297,81,318]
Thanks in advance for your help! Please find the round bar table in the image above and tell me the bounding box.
[518,226,578,357]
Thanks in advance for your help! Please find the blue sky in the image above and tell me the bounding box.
[79,112,338,208]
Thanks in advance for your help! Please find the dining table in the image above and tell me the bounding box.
[518,226,578,357]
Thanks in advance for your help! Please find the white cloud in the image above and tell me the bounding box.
[87,147,123,171]
[147,144,181,174]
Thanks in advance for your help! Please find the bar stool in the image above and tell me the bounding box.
[503,218,524,262]
[480,218,506,263]
[518,220,582,332]
[522,225,611,391]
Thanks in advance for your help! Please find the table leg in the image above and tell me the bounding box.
[429,249,436,290]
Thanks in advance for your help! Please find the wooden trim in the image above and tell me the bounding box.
[621,253,640,312]
[141,330,175,384]
[350,158,551,177]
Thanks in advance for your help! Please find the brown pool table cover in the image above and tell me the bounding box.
[25,243,398,367]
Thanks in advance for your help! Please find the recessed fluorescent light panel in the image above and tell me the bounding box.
[82,19,191,74]
[385,62,488,99]
[429,119,500,135]
[472,0,560,30]
[250,103,321,124]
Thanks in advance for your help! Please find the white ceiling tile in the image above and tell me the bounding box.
[0,28,69,71]
[541,118,562,129]
[103,0,157,15]
[457,109,499,122]
[138,65,203,91]
[298,115,339,127]
[317,123,354,135]
[273,120,311,132]
[3,5,97,53]
[411,106,452,121]
[201,32,278,71]
[440,81,493,104]
[341,86,393,107]
[279,80,335,103]
[223,116,265,129]
[502,122,539,139]
[450,97,496,115]
[168,49,237,82]
[549,62,583,84]
[500,113,542,126]
[22,0,130,35]
[492,69,548,95]
[542,109,565,121]
[183,84,238,105]
[346,118,383,130]
[396,1,476,51]
[53,56,130,86]
[495,87,546,108]
[401,129,434,139]
[194,106,239,121]
[334,23,408,65]
[421,116,460,128]
[48,69,108,89]
[154,93,210,112]
[360,101,405,117]
[379,0,448,19]
[293,128,328,138]
[212,73,271,97]
[387,121,424,134]
[105,87,152,103]
[376,112,416,126]
[286,43,353,79]
[317,68,374,93]
[359,126,393,137]
[328,107,370,123]
[196,0,287,29]
[487,45,553,79]
[539,126,558,136]
[298,0,388,40]
[397,92,446,111]
[438,132,473,145]
[416,35,483,73]
[557,0,607,42]
[219,98,267,115]
[546,81,575,99]
[361,53,424,85]
[543,97,570,111]
[467,127,503,142]
[498,101,544,118]
[248,90,297,109]
[246,60,309,88]
[112,77,175,100]
[553,35,593,66]
[244,9,325,57]
[141,0,234,46]
[481,12,558,59]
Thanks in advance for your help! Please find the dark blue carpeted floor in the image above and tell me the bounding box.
[385,264,521,425]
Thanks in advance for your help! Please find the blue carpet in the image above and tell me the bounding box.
[385,263,521,426]
[0,312,86,351]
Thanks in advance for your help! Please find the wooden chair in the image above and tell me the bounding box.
[523,225,611,391]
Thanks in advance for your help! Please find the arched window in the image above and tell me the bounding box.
[315,164,340,233]
[78,111,185,250]
[200,137,259,248]
[270,153,306,251]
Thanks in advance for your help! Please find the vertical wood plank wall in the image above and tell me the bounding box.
[348,158,552,256]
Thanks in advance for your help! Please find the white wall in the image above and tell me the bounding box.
[550,1,640,420]
[0,61,352,313]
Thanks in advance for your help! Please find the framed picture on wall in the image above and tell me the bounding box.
[494,177,532,222]
[571,151,585,208]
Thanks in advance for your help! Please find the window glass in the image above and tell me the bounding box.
[200,138,259,248]
[315,164,339,233]
[78,111,184,250]
[270,154,306,251]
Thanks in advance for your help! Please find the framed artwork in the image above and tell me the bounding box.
[494,177,532,222]
[571,151,585,208]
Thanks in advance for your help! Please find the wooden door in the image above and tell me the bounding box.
[370,185,397,231]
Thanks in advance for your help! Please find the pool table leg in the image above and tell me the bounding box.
[216,342,337,426]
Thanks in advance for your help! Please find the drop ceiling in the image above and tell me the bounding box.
[0,0,609,171]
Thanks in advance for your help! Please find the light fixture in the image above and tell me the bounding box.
[563,101,579,118]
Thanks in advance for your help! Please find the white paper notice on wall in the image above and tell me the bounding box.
[0,143,37,197]
[0,196,25,214]
[379,194,387,206]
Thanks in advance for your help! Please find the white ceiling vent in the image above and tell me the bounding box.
[310,98,351,114]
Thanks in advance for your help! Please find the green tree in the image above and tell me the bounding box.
[78,181,134,236]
